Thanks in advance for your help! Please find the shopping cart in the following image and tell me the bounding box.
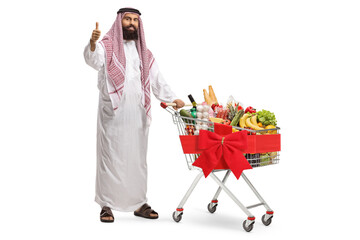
[161,102,281,232]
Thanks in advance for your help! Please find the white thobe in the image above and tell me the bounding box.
[84,40,177,212]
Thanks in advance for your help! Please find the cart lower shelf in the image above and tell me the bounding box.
[172,169,274,232]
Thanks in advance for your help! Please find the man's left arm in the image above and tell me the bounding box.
[150,60,184,110]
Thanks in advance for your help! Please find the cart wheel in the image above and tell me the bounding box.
[172,211,182,223]
[243,220,254,232]
[207,203,217,213]
[261,214,273,226]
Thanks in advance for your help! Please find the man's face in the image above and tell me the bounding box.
[122,13,139,40]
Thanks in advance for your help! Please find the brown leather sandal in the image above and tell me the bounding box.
[100,206,114,223]
[134,203,159,219]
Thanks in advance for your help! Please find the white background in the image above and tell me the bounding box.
[1,0,359,239]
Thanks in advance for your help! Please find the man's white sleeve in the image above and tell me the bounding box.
[83,42,105,71]
[150,60,178,103]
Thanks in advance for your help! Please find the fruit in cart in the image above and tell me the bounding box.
[232,128,239,133]
[257,122,263,127]
[209,117,224,124]
[239,113,251,128]
[245,118,254,129]
[265,125,277,134]
[257,110,277,126]
[250,115,258,126]
[246,117,264,131]
[250,115,264,130]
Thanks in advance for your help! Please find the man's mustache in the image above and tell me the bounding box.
[125,25,136,30]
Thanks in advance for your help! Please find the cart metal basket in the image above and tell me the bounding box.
[161,102,281,232]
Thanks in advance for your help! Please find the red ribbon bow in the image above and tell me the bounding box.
[192,130,252,179]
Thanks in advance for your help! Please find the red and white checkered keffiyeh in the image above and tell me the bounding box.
[99,11,155,123]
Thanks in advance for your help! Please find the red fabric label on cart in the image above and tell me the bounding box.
[180,134,281,154]
[246,134,281,153]
[214,123,232,136]
[179,135,202,154]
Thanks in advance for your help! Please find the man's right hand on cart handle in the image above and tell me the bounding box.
[172,99,185,110]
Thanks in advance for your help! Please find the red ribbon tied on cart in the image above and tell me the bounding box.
[192,130,252,179]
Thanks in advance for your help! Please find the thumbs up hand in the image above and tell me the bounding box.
[90,22,101,51]
[91,22,101,42]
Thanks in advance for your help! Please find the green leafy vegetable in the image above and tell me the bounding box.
[257,110,277,126]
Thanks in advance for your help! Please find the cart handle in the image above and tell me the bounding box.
[160,102,193,109]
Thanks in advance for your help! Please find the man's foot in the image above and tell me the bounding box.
[100,206,114,222]
[134,203,159,219]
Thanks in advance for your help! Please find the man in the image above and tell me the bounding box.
[84,7,185,222]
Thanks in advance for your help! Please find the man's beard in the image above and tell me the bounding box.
[123,25,138,40]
